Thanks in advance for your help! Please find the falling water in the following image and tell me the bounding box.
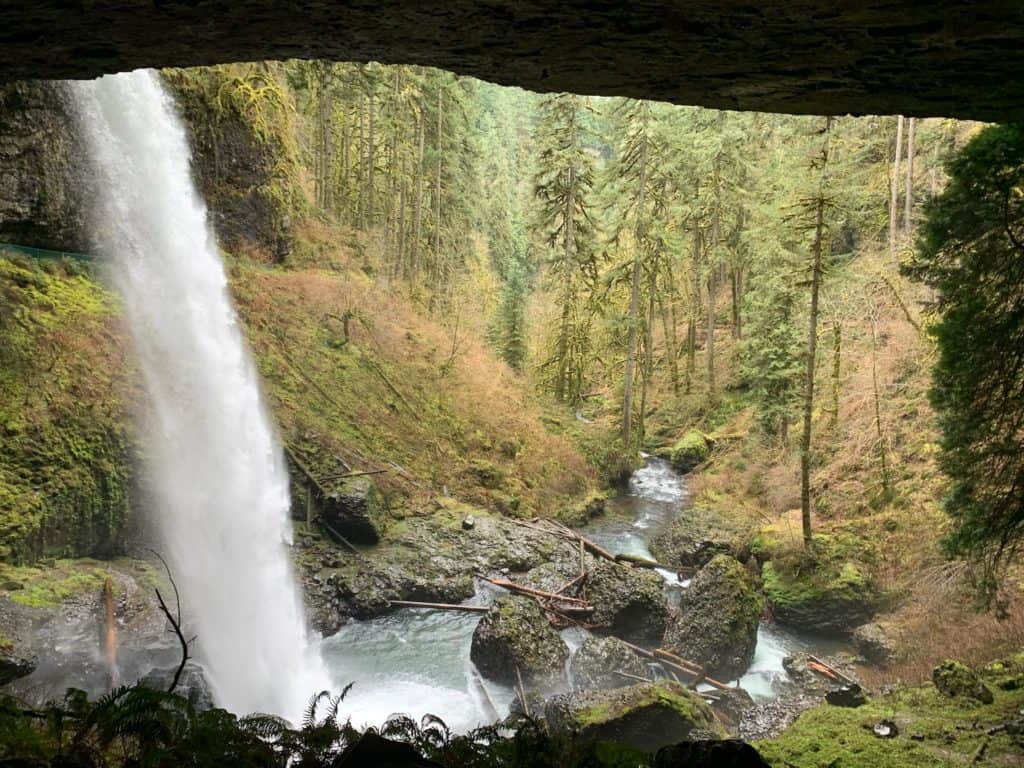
[70,70,326,717]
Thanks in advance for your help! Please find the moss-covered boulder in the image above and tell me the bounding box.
[321,476,386,545]
[470,595,569,688]
[587,560,669,646]
[571,636,648,691]
[544,680,720,752]
[649,507,755,569]
[661,430,711,473]
[663,555,763,680]
[762,559,876,634]
[933,660,994,704]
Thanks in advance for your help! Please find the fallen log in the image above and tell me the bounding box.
[470,667,500,722]
[807,654,855,685]
[388,600,489,613]
[653,648,733,692]
[486,577,590,605]
[555,571,587,596]
[318,517,362,556]
[614,553,695,574]
[319,468,389,482]
[615,670,653,684]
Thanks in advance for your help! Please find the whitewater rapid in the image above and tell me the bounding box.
[70,69,327,718]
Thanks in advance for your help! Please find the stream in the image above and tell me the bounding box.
[320,456,841,732]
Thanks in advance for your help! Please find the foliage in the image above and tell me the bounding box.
[904,123,1024,587]
[0,684,650,768]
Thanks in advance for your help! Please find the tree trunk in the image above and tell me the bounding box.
[889,115,904,259]
[707,151,721,403]
[904,116,916,237]
[433,85,443,290]
[397,157,408,277]
[358,94,367,228]
[367,92,376,226]
[639,266,657,443]
[869,313,891,498]
[686,223,700,396]
[621,107,648,446]
[801,189,826,548]
[831,320,841,430]
[556,102,578,402]
[411,105,426,283]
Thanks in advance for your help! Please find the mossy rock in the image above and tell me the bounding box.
[570,636,648,691]
[664,555,763,680]
[470,595,569,689]
[544,680,720,752]
[664,430,711,473]
[322,476,386,545]
[762,557,877,634]
[649,507,755,569]
[587,560,669,646]
[932,660,993,704]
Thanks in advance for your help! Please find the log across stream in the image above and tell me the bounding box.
[319,456,843,731]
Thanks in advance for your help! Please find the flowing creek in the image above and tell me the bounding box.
[321,456,843,731]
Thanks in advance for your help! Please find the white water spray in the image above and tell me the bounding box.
[71,70,326,717]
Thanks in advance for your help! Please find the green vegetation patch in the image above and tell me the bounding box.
[759,656,1024,767]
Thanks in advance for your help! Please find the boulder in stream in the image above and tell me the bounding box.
[139,661,216,710]
[762,560,876,634]
[663,555,763,680]
[587,560,669,646]
[322,475,386,545]
[649,507,754,569]
[470,595,568,689]
[660,430,712,473]
[571,636,649,691]
[544,680,720,752]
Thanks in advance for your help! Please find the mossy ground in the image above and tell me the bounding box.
[758,655,1024,767]
[0,557,158,608]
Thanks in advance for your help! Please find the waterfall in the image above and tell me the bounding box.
[70,70,326,718]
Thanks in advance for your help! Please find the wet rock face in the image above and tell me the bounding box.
[663,555,763,680]
[570,636,648,691]
[544,680,719,752]
[1,3,1023,121]
[470,595,568,689]
[0,82,89,252]
[587,560,669,646]
[933,660,994,704]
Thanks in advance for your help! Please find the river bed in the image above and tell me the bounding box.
[320,456,843,731]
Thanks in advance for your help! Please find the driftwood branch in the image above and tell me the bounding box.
[388,600,488,613]
[148,550,189,694]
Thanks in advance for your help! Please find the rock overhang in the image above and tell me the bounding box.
[0,2,1022,120]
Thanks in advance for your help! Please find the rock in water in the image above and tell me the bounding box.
[139,661,216,710]
[649,508,753,569]
[932,660,994,704]
[461,514,475,530]
[654,739,771,767]
[323,476,386,545]
[663,555,763,679]
[571,636,649,691]
[470,595,568,689]
[544,681,720,752]
[587,560,669,645]
[761,560,876,634]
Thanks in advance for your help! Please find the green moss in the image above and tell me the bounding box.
[759,659,1024,767]
[573,681,718,733]
[0,559,110,608]
[0,255,134,563]
[667,430,711,472]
